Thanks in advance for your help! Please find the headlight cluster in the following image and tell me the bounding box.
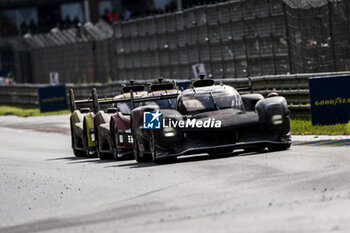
[118,133,133,144]
[118,134,124,143]
[89,129,95,142]
[163,127,176,137]
[271,114,283,125]
[127,134,133,144]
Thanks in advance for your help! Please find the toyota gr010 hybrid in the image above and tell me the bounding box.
[130,78,291,164]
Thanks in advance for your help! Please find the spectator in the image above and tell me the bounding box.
[107,11,113,23]
[55,14,63,29]
[28,20,36,34]
[112,12,120,22]
[73,16,80,26]
[102,9,109,22]
[20,21,28,35]
[38,18,48,33]
[122,8,132,20]
[63,15,72,29]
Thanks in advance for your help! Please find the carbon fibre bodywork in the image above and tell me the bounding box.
[131,83,291,163]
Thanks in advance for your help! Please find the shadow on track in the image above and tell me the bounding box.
[46,149,268,168]
[105,149,262,169]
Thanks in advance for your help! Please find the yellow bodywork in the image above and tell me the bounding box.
[84,113,96,147]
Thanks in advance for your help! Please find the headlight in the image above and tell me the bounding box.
[271,114,283,125]
[127,134,133,144]
[163,127,176,137]
[89,129,95,142]
[118,134,124,143]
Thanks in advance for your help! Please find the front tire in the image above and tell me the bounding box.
[133,135,148,162]
[110,122,119,160]
[149,132,176,164]
[97,149,113,160]
[150,132,160,163]
[71,118,85,157]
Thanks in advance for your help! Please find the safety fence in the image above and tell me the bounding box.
[2,71,350,118]
[10,0,350,85]
[285,0,350,73]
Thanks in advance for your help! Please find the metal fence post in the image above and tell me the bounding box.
[327,0,337,71]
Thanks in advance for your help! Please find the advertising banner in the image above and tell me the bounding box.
[38,85,67,112]
[309,75,350,125]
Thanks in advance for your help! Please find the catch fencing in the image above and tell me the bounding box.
[285,0,350,73]
[11,0,350,84]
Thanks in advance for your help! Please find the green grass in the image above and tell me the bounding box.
[291,119,350,135]
[0,105,70,117]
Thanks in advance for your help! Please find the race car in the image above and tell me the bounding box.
[69,89,112,157]
[131,82,180,162]
[130,77,291,164]
[92,83,147,159]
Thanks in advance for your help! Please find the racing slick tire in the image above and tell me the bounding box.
[95,126,113,160]
[70,118,85,157]
[110,122,120,160]
[149,132,176,164]
[133,135,149,163]
[97,149,113,160]
[268,143,291,152]
[73,148,85,157]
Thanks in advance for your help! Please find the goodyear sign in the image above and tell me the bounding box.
[309,75,350,125]
[38,85,67,112]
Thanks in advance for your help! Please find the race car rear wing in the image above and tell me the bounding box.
[69,89,113,113]
[235,78,253,93]
[91,88,179,114]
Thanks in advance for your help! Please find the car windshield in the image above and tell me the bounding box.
[144,98,177,109]
[179,92,242,114]
[115,101,139,115]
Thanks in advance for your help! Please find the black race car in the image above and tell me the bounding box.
[131,78,291,164]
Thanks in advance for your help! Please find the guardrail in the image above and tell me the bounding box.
[2,71,350,118]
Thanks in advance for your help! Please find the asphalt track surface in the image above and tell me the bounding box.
[1,115,350,233]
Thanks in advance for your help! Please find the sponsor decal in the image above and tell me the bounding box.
[163,118,222,128]
[143,110,162,129]
[314,97,350,106]
[143,111,222,129]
